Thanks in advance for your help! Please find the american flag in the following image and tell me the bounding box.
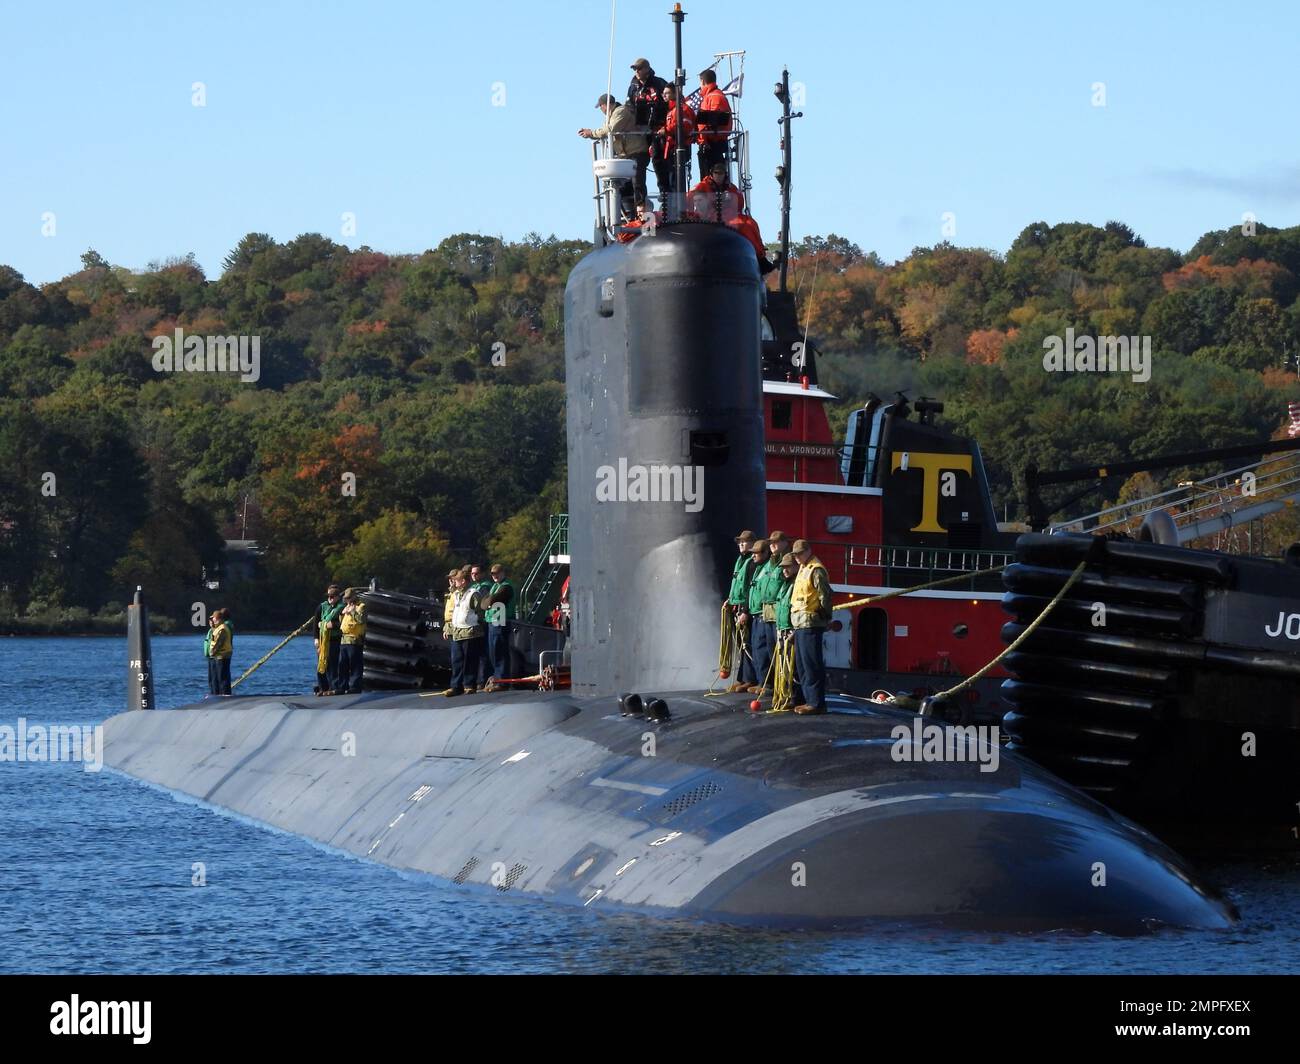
[685,73,743,110]
[1289,401,1300,438]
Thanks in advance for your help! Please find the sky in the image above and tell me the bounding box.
[2,0,1299,284]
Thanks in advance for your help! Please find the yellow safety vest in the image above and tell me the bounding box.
[791,557,829,627]
[340,604,366,643]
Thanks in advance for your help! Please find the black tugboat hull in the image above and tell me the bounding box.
[1001,533,1300,850]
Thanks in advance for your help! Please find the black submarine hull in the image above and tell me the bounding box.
[100,690,1233,932]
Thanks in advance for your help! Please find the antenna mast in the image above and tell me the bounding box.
[671,5,687,221]
[775,68,802,293]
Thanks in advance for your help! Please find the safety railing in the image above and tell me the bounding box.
[1049,449,1300,540]
[520,514,570,622]
[812,541,1013,593]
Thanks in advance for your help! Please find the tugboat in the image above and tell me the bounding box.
[1000,444,1300,851]
[102,8,1236,932]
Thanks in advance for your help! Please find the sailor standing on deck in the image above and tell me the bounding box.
[790,539,833,714]
[626,58,670,202]
[336,589,367,695]
[313,584,345,696]
[469,564,494,691]
[443,569,485,698]
[579,94,650,219]
[749,531,790,697]
[658,84,695,195]
[203,608,233,695]
[742,538,771,693]
[725,529,759,693]
[769,552,801,712]
[485,563,516,683]
[695,69,733,174]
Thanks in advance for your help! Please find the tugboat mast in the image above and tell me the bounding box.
[775,68,802,293]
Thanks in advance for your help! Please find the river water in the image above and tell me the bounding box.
[1,635,1296,973]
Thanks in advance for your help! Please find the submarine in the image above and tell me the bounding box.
[101,9,1235,933]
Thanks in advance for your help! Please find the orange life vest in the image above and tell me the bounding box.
[660,102,697,158]
[688,177,745,223]
[696,84,732,144]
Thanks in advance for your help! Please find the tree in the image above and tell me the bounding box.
[326,509,451,595]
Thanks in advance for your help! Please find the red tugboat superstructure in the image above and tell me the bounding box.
[757,293,1016,714]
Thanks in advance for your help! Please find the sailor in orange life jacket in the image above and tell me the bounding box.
[689,162,779,275]
[695,68,733,174]
[658,84,696,194]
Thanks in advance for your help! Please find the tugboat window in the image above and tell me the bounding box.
[761,315,775,341]
[772,400,792,429]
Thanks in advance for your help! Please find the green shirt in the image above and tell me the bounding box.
[317,599,345,637]
[488,580,517,621]
[775,579,796,631]
[748,557,782,614]
[727,554,754,606]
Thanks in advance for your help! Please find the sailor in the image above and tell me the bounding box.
[486,562,516,682]
[469,564,494,691]
[313,584,346,696]
[725,529,759,692]
[336,589,367,695]
[627,58,671,200]
[749,530,790,696]
[443,568,458,630]
[695,68,733,173]
[743,538,773,694]
[203,608,233,696]
[730,213,778,274]
[790,539,833,714]
[579,93,651,219]
[442,570,485,698]
[657,83,695,195]
[689,161,746,223]
[769,552,801,712]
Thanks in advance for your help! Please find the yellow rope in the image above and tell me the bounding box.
[835,565,1010,612]
[707,603,736,696]
[931,559,1087,704]
[231,614,316,691]
[770,632,797,712]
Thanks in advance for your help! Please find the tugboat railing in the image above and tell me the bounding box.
[528,518,1009,599]
[1051,449,1300,541]
[825,541,1012,592]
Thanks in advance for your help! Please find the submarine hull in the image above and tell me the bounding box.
[100,692,1233,932]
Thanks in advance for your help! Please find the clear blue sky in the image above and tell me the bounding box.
[3,0,1298,284]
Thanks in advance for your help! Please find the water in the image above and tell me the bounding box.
[1,635,1296,974]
